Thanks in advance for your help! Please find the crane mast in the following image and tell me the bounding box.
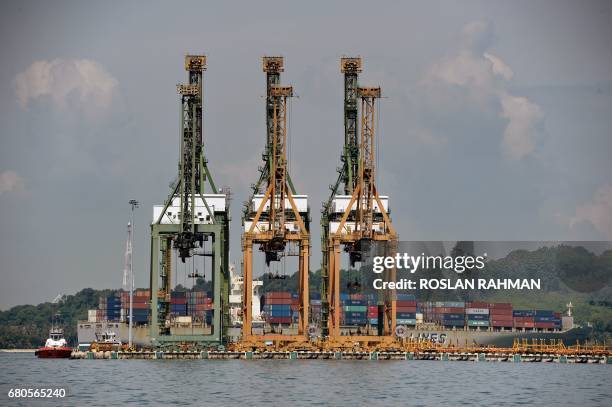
[320,57,362,336]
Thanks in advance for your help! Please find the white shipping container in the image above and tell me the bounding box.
[176,316,192,324]
[466,308,489,315]
[88,310,98,322]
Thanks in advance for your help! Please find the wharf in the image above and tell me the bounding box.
[71,349,611,363]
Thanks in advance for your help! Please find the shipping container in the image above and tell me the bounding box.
[467,320,489,326]
[396,300,417,307]
[397,294,416,301]
[466,301,490,308]
[344,299,368,306]
[397,312,417,319]
[465,308,489,315]
[266,291,292,299]
[513,310,535,317]
[490,303,512,309]
[442,313,464,320]
[433,307,464,314]
[268,317,291,324]
[343,305,368,312]
[396,318,416,325]
[467,314,488,320]
[535,310,554,317]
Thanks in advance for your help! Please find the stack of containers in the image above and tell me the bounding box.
[188,291,212,325]
[342,294,367,326]
[310,295,322,323]
[490,303,513,328]
[121,289,150,324]
[534,309,557,330]
[291,294,300,323]
[170,291,188,316]
[466,303,489,329]
[367,304,378,326]
[98,295,107,321]
[264,291,292,324]
[553,312,562,330]
[396,294,417,326]
[434,301,465,328]
[513,309,535,329]
[106,294,121,321]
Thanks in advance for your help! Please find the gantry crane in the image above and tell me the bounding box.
[241,57,310,346]
[321,58,398,346]
[149,55,230,345]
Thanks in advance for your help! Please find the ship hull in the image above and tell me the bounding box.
[35,347,73,358]
[401,326,593,348]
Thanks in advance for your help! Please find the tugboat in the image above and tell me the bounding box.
[89,330,123,352]
[35,315,72,358]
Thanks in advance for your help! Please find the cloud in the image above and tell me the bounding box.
[499,93,543,159]
[14,59,118,117]
[422,21,543,159]
[570,184,612,240]
[0,170,24,195]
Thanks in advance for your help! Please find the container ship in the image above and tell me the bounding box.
[77,289,591,348]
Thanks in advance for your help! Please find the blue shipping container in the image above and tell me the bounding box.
[397,294,416,300]
[442,313,464,320]
[343,300,368,306]
[513,310,535,317]
[396,312,416,319]
[468,314,488,320]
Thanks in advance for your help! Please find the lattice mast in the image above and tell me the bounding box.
[320,57,362,336]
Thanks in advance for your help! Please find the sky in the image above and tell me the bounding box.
[1,0,611,309]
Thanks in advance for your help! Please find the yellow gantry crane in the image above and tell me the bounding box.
[323,59,398,348]
[241,57,310,348]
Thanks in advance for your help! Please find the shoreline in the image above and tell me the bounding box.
[0,349,36,353]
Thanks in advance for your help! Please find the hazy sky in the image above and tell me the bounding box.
[1,1,611,309]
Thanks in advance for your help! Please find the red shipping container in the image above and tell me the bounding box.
[467,302,490,308]
[171,298,187,305]
[534,322,555,328]
[367,312,378,318]
[490,303,512,309]
[265,292,292,299]
[368,306,378,312]
[396,300,417,307]
[396,306,417,312]
[553,312,561,318]
[513,317,535,323]
[350,294,365,300]
[132,303,148,309]
[268,317,291,324]
[491,319,513,326]
[491,311,513,317]
[265,298,293,305]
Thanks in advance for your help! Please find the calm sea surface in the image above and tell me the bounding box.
[1,353,610,406]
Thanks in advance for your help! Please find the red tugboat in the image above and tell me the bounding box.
[35,315,72,358]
